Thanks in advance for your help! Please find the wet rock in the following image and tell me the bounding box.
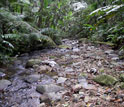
[0,79,11,90]
[120,74,124,82]
[57,77,67,84]
[93,74,117,86]
[36,84,64,94]
[120,82,124,89]
[25,74,41,83]
[25,59,42,68]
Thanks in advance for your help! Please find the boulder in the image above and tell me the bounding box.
[36,84,64,94]
[25,74,41,83]
[41,60,58,67]
[0,79,11,90]
[25,59,42,68]
[36,65,52,74]
[93,74,117,86]
[57,77,67,84]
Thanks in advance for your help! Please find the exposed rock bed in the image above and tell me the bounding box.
[0,39,124,107]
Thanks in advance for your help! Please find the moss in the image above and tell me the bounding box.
[119,55,124,60]
[58,45,71,49]
[120,74,124,82]
[120,82,124,89]
[93,41,115,47]
[79,38,91,43]
[25,59,42,68]
[93,74,118,86]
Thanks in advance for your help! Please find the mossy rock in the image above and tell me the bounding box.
[58,45,71,49]
[25,59,42,68]
[40,28,62,45]
[93,41,115,47]
[79,38,91,43]
[120,74,124,82]
[120,82,124,89]
[93,74,118,86]
[119,55,124,60]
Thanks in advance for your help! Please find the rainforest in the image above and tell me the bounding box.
[0,0,124,107]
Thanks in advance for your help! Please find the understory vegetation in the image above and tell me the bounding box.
[0,0,124,64]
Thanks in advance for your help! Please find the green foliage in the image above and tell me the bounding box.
[40,28,62,45]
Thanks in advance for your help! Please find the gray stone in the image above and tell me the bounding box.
[72,48,80,52]
[57,77,67,84]
[40,94,50,103]
[47,92,63,101]
[36,84,64,94]
[71,55,80,59]
[0,79,11,90]
[25,74,40,83]
[105,50,114,54]
[36,65,52,74]
[111,57,119,61]
[41,60,58,67]
[65,67,74,73]
[0,72,6,78]
[119,50,124,56]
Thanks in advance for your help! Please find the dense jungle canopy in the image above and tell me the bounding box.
[0,0,124,62]
[0,0,124,64]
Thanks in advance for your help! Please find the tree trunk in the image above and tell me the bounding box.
[37,0,44,28]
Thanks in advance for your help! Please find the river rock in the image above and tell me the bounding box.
[0,72,6,78]
[41,60,58,67]
[57,77,67,84]
[105,50,114,54]
[0,79,11,90]
[36,84,64,94]
[93,74,117,86]
[25,59,42,68]
[65,67,74,73]
[120,74,124,82]
[25,74,41,83]
[40,94,50,104]
[36,65,52,74]
[47,92,63,101]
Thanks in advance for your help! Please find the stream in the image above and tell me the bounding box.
[0,39,124,107]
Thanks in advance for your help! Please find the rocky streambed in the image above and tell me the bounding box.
[0,39,124,107]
